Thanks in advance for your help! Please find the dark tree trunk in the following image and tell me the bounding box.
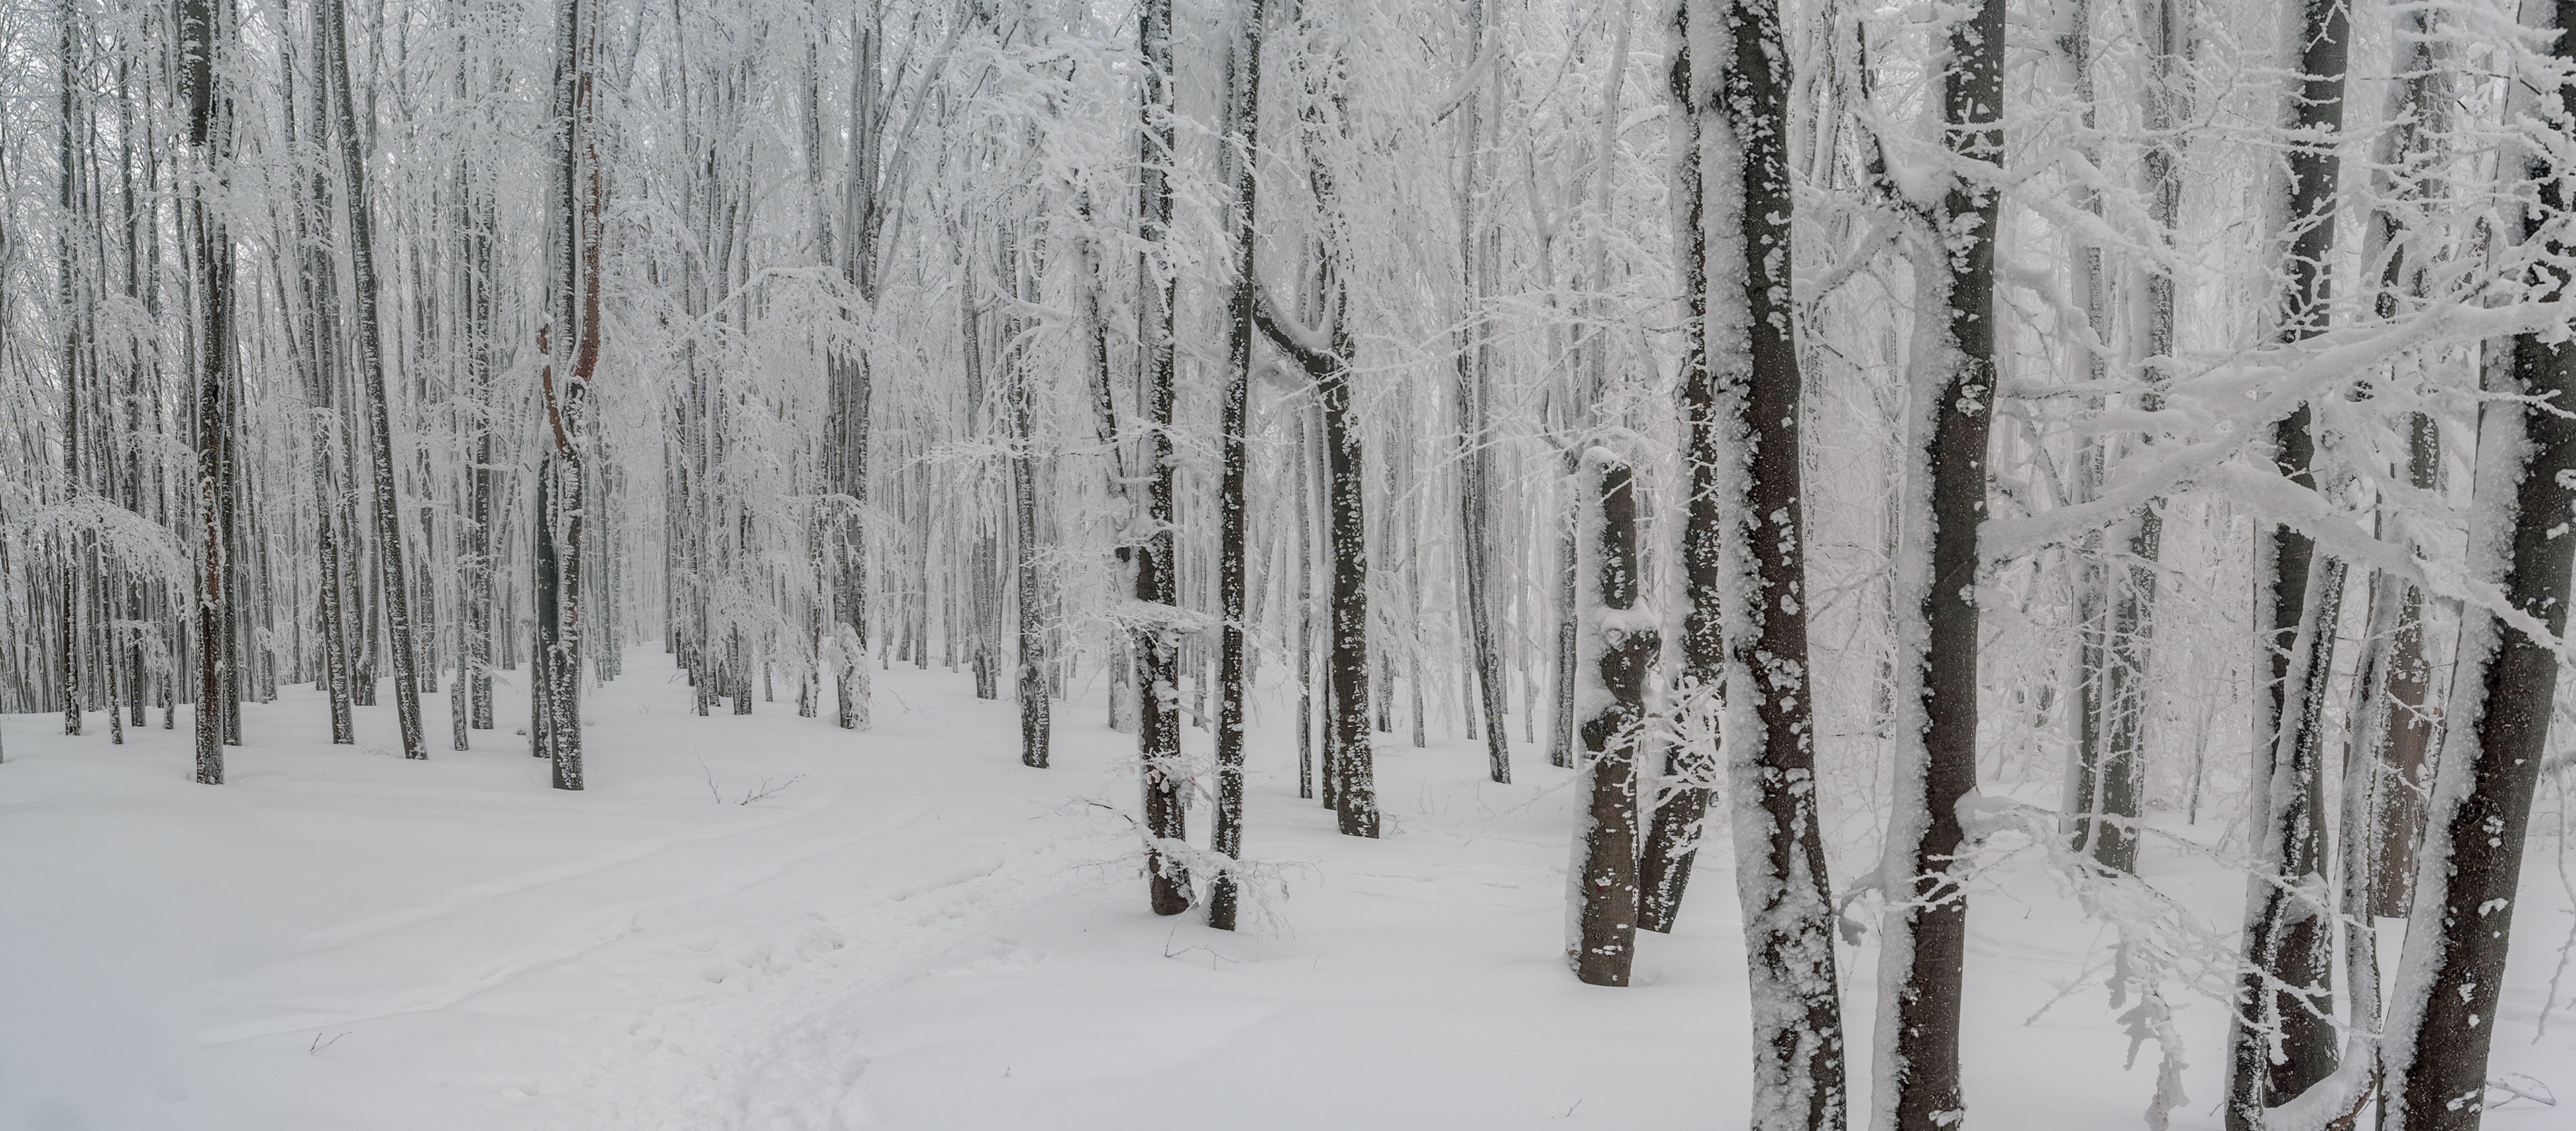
[181,0,230,786]
[827,5,882,733]
[1321,329,1375,836]
[2226,0,2352,1119]
[1006,235,1049,770]
[2058,0,2149,878]
[1880,0,2004,1118]
[1136,0,1191,914]
[1296,406,1317,800]
[1640,13,1712,936]
[1571,459,1651,987]
[1552,445,1579,771]
[2382,9,2576,1121]
[58,0,83,741]
[2366,547,2436,920]
[1670,4,1849,1123]
[467,126,497,734]
[528,0,599,791]
[2349,3,2453,928]
[1208,0,1268,932]
[282,40,358,746]
[1452,0,1509,785]
[321,0,426,762]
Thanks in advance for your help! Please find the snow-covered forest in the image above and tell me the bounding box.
[4,0,2576,1125]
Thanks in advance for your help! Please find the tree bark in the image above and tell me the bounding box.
[58,0,83,741]
[827,5,882,733]
[1878,0,2004,1118]
[1452,0,1510,784]
[2225,0,2353,1118]
[1673,1,1849,1122]
[1136,0,1192,913]
[181,0,231,785]
[529,0,600,790]
[1570,457,1650,987]
[1209,0,1269,932]
[2379,9,2576,1121]
[321,0,427,762]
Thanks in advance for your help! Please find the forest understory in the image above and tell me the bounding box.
[3,654,2567,1131]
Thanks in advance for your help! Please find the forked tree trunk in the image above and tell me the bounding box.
[2348,1,2453,930]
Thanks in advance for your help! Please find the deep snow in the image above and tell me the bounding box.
[2,650,2570,1130]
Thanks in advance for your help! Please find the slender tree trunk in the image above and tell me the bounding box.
[828,5,881,733]
[1297,406,1316,800]
[1452,0,1509,782]
[1010,246,1049,769]
[321,0,425,761]
[2057,0,2149,876]
[58,0,83,741]
[1553,446,1578,770]
[1208,0,1267,932]
[529,0,599,791]
[2082,0,2190,877]
[1877,0,2003,1118]
[2225,0,2353,1118]
[1639,2,1708,934]
[1136,0,1191,913]
[2350,1,2453,928]
[182,0,230,785]
[283,40,357,746]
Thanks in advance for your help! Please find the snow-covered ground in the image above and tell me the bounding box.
[3,651,2571,1130]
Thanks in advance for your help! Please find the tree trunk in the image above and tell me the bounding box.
[283,40,358,747]
[1878,0,2004,1118]
[1297,405,1318,800]
[1009,237,1049,770]
[1452,0,1509,783]
[2379,13,2576,1122]
[1672,3,1849,1122]
[527,0,599,791]
[1570,457,1651,987]
[181,0,230,786]
[2350,0,2453,928]
[1208,0,1267,932]
[321,0,426,762]
[828,4,881,733]
[58,0,83,741]
[2225,0,2352,1119]
[1136,0,1191,914]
